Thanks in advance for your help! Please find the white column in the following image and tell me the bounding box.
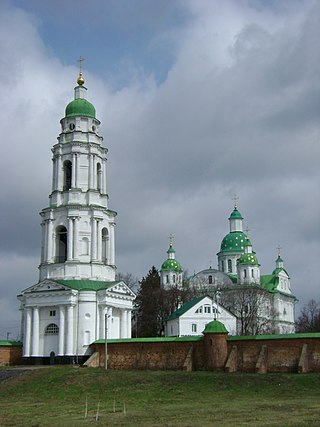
[47,219,53,263]
[127,310,132,338]
[51,157,56,192]
[57,154,63,191]
[31,307,40,356]
[75,154,79,188]
[73,217,78,260]
[107,307,113,339]
[89,154,93,189]
[120,309,127,338]
[96,305,100,340]
[24,307,32,357]
[41,222,45,263]
[97,220,102,261]
[71,153,76,189]
[110,223,115,265]
[66,305,74,355]
[67,217,73,261]
[91,217,97,261]
[58,306,65,356]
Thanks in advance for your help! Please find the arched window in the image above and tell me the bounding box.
[82,237,89,255]
[97,163,102,191]
[63,160,72,191]
[56,225,67,263]
[102,227,108,262]
[251,269,254,278]
[173,274,176,283]
[45,323,59,334]
[227,259,232,273]
[244,269,247,278]
[221,260,224,272]
[208,275,213,284]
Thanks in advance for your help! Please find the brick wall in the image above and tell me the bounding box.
[0,344,22,366]
[90,335,320,373]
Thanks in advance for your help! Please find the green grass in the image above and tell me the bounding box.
[1,367,320,426]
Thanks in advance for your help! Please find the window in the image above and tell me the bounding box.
[63,160,72,191]
[283,308,287,316]
[195,306,202,314]
[204,305,211,314]
[192,324,197,333]
[50,310,56,317]
[227,259,232,273]
[173,274,176,283]
[55,225,67,263]
[166,275,169,284]
[251,269,254,278]
[244,269,247,278]
[208,275,213,284]
[102,228,108,262]
[221,260,224,272]
[45,323,59,334]
[97,163,102,191]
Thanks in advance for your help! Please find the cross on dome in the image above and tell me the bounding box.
[232,194,239,208]
[277,245,282,257]
[77,56,85,86]
[168,233,174,247]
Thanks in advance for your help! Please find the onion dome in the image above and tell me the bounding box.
[65,98,96,118]
[220,231,248,252]
[161,243,182,272]
[229,207,243,220]
[238,252,259,265]
[203,320,228,334]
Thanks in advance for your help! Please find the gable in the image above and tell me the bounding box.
[106,281,136,299]
[20,279,70,294]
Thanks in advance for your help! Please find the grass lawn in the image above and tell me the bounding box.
[0,367,320,426]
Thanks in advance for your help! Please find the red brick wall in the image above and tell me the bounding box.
[0,345,22,366]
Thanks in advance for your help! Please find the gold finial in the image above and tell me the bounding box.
[232,194,239,208]
[77,56,85,85]
[277,245,282,257]
[245,227,250,237]
[168,233,174,247]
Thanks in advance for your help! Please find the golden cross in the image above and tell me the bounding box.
[277,245,282,256]
[168,234,174,246]
[77,56,85,74]
[232,194,239,208]
[245,227,250,236]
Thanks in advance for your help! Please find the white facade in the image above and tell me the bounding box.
[165,296,237,337]
[18,73,135,361]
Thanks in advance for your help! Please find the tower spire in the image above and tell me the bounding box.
[77,56,85,86]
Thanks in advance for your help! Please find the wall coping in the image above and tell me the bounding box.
[0,341,22,347]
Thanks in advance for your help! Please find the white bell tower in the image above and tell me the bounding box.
[39,69,116,282]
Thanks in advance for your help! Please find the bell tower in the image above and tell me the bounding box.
[39,69,116,282]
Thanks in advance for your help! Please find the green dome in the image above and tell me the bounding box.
[161,259,182,272]
[220,231,249,253]
[238,253,259,265]
[203,320,228,334]
[229,207,243,219]
[65,98,96,118]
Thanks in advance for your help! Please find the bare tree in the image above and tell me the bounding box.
[296,299,320,332]
[219,285,278,335]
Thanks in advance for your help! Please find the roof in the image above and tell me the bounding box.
[229,332,320,341]
[166,296,205,321]
[203,320,228,334]
[93,336,203,344]
[54,280,122,292]
[229,207,243,220]
[65,98,96,118]
[238,253,259,265]
[0,340,22,347]
[219,231,249,253]
[161,259,182,272]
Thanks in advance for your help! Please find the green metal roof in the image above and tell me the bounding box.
[65,98,96,118]
[238,253,259,265]
[229,207,243,220]
[0,340,22,347]
[54,280,121,291]
[220,231,248,253]
[161,259,182,272]
[166,296,205,321]
[228,332,320,341]
[93,336,203,344]
[203,320,228,334]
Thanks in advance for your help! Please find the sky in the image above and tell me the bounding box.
[0,0,319,340]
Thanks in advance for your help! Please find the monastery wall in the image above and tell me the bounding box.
[0,342,22,366]
[90,334,320,373]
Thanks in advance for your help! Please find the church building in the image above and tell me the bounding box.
[18,69,135,363]
[161,204,297,335]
